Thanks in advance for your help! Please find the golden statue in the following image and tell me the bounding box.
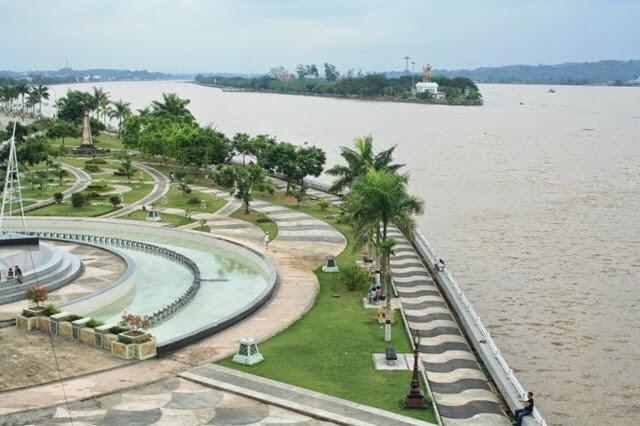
[422,64,432,82]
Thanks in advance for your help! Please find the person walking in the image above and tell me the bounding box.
[262,231,270,250]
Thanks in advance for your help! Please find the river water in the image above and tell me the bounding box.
[47,81,639,425]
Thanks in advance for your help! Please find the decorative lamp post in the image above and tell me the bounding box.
[403,335,427,409]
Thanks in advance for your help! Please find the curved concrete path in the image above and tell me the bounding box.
[0,197,346,417]
[21,164,91,212]
[101,163,170,218]
[387,227,509,425]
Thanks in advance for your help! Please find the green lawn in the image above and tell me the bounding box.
[152,186,226,214]
[230,208,277,240]
[49,134,125,150]
[119,183,155,204]
[121,209,195,227]
[217,198,436,423]
[19,184,70,201]
[193,225,211,233]
[26,201,117,217]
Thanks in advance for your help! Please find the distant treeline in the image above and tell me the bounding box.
[404,59,640,85]
[0,68,185,85]
[195,66,482,105]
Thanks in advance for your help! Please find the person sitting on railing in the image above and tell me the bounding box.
[15,265,23,283]
[513,391,534,426]
[6,267,14,280]
[435,258,446,272]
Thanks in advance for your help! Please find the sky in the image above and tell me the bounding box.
[0,0,638,73]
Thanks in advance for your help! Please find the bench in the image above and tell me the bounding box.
[385,347,397,365]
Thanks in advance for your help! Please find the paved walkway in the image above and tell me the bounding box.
[386,227,509,425]
[22,164,91,212]
[182,364,434,426]
[102,164,170,218]
[0,377,332,426]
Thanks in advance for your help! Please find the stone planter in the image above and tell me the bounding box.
[80,327,96,345]
[111,341,135,359]
[102,333,119,350]
[16,315,38,331]
[94,324,113,349]
[49,312,73,335]
[58,321,73,338]
[134,338,157,360]
[71,318,90,340]
[118,330,151,344]
[37,316,51,332]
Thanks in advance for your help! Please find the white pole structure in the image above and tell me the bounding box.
[0,122,27,234]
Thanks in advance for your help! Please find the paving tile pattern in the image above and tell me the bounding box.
[0,377,333,425]
[386,227,510,426]
[102,164,169,218]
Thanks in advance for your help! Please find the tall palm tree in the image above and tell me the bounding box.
[91,87,110,118]
[14,82,30,113]
[326,135,404,193]
[30,84,50,115]
[109,99,131,135]
[344,168,424,340]
[150,92,193,118]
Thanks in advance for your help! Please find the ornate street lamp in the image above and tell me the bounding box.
[403,334,427,409]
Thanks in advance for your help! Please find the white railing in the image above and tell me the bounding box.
[412,228,546,426]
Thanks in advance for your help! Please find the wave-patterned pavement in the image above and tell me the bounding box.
[387,227,510,426]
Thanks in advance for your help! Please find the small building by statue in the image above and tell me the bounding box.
[415,63,439,97]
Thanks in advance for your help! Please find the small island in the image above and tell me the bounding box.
[194,62,483,106]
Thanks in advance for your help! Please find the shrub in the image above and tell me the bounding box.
[110,325,129,334]
[53,192,63,204]
[187,196,200,205]
[71,192,86,208]
[86,318,105,328]
[109,195,121,207]
[87,191,101,199]
[25,285,48,306]
[318,199,330,211]
[85,158,107,165]
[67,314,83,322]
[339,264,371,291]
[21,309,35,318]
[84,164,101,173]
[43,304,60,316]
[184,177,194,185]
[87,180,108,190]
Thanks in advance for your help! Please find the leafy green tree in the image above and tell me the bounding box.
[118,158,134,182]
[70,192,86,208]
[213,164,274,214]
[296,144,326,187]
[324,63,340,81]
[109,195,122,208]
[56,90,93,123]
[34,170,50,190]
[46,119,78,145]
[53,192,63,204]
[16,139,50,165]
[232,132,252,165]
[258,142,298,193]
[326,135,404,192]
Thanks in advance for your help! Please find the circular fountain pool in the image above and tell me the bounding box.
[7,217,277,351]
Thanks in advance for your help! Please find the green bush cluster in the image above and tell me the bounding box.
[339,264,371,291]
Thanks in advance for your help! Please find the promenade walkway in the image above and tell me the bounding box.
[386,227,510,425]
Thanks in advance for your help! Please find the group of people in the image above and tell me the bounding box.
[4,265,23,283]
[367,284,384,303]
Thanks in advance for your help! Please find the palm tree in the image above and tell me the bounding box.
[344,169,424,340]
[326,135,404,193]
[150,92,193,118]
[109,99,132,136]
[90,87,109,118]
[14,82,30,113]
[30,84,50,115]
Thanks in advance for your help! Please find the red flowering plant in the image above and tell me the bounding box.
[119,311,151,336]
[25,284,48,307]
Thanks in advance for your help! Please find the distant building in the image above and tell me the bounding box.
[415,81,439,95]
